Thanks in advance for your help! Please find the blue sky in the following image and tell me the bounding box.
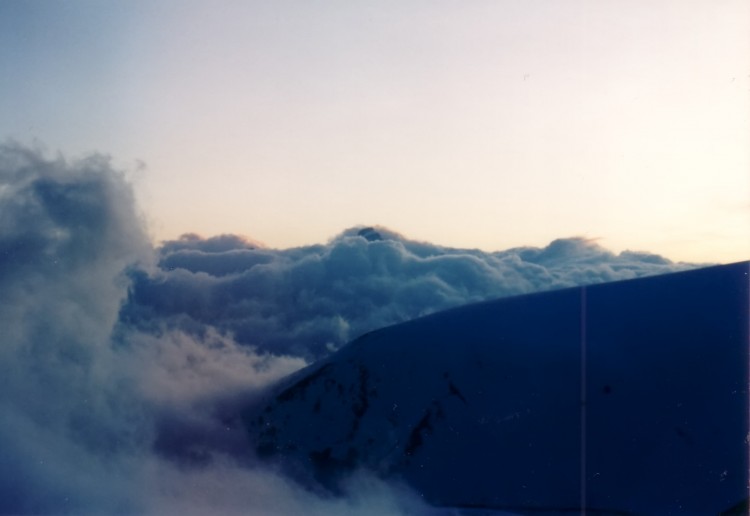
[1,0,748,262]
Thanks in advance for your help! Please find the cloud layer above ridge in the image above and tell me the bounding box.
[0,141,697,514]
[122,225,694,360]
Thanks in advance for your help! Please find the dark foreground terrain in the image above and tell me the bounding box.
[246,261,749,515]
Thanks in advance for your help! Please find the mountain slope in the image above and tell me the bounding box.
[245,261,749,514]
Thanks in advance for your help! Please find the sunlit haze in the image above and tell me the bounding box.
[1,1,748,263]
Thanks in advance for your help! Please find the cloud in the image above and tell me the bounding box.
[0,142,152,513]
[0,143,428,515]
[0,142,697,514]
[142,461,428,516]
[123,226,696,360]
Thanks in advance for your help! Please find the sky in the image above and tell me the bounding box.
[1,0,749,263]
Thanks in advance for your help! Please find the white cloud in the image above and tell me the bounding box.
[0,142,697,514]
[124,227,696,359]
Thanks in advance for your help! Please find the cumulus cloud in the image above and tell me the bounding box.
[0,143,428,515]
[0,141,697,514]
[0,142,151,513]
[122,226,696,360]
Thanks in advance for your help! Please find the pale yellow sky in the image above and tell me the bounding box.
[2,1,748,263]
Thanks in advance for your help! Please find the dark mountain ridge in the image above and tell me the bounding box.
[245,261,750,515]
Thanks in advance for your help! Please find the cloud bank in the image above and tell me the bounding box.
[0,142,695,514]
[123,224,693,360]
